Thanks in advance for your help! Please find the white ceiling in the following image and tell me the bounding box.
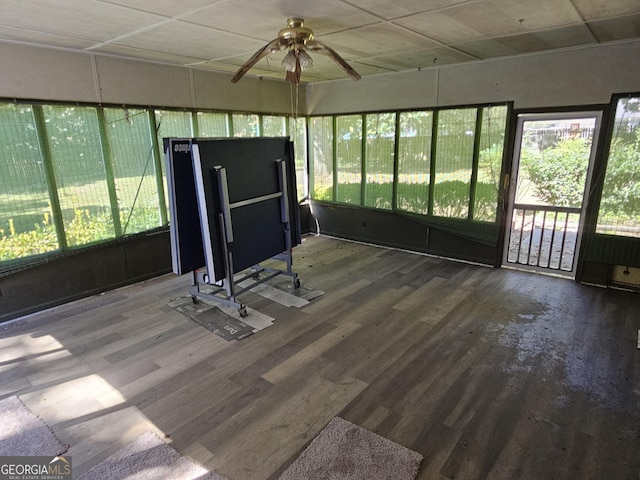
[1,0,640,83]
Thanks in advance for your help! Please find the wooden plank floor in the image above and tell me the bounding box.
[1,234,639,479]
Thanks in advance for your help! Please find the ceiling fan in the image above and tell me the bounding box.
[230,18,361,84]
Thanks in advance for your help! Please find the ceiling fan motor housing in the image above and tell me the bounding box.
[278,18,314,47]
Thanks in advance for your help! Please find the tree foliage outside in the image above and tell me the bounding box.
[599,134,640,220]
[596,99,640,234]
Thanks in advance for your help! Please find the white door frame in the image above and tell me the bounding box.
[502,111,603,277]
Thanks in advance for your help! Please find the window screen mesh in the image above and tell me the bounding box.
[262,116,287,137]
[365,113,395,209]
[596,97,640,237]
[43,105,115,246]
[433,108,477,219]
[232,114,259,137]
[104,107,162,235]
[396,111,432,214]
[155,110,192,144]
[154,110,192,211]
[336,115,362,204]
[475,105,508,222]
[2,98,514,268]
[0,104,58,260]
[197,112,229,137]
[310,117,333,201]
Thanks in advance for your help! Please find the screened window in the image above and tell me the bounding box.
[304,105,508,220]
[262,115,287,137]
[335,115,362,204]
[0,104,58,260]
[232,114,259,137]
[2,101,313,268]
[597,96,640,237]
[155,110,192,145]
[154,110,192,210]
[365,113,395,209]
[43,105,115,246]
[396,111,432,214]
[433,108,477,219]
[475,105,508,222]
[197,112,229,137]
[104,107,163,235]
[310,117,334,201]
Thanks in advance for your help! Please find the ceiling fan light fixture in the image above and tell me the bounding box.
[281,50,297,72]
[230,18,360,84]
[298,50,313,70]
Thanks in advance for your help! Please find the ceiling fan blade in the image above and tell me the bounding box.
[230,37,288,83]
[306,39,361,81]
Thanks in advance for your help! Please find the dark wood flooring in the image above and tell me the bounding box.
[1,234,639,479]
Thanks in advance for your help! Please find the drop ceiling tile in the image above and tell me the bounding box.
[319,23,442,59]
[455,38,513,59]
[94,43,207,65]
[196,60,245,72]
[395,0,584,44]
[394,3,513,44]
[302,61,392,81]
[338,0,470,20]
[0,26,98,49]
[0,0,166,42]
[588,14,640,42]
[181,0,380,39]
[99,0,218,18]
[534,23,598,46]
[107,19,265,60]
[363,46,478,70]
[572,0,640,20]
[486,0,584,30]
[456,24,597,59]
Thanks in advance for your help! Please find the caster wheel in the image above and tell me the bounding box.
[191,296,198,304]
[293,278,301,289]
[239,307,248,318]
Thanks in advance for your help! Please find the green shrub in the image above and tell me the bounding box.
[520,137,590,207]
[0,206,162,262]
[0,216,58,260]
